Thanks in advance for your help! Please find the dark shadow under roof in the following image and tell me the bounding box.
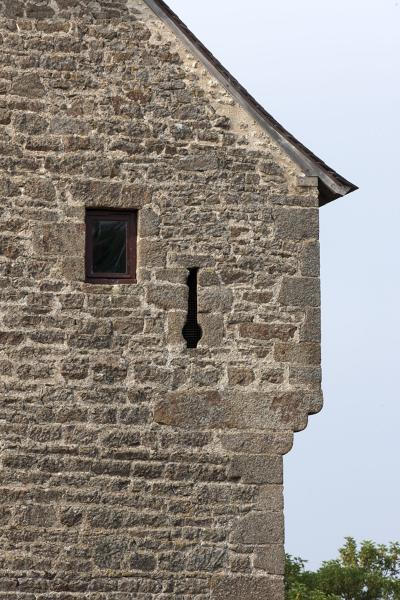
[142,0,358,206]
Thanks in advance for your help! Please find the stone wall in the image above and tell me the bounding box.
[0,1,322,598]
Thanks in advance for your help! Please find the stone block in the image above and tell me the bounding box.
[307,391,324,416]
[0,331,24,346]
[70,180,122,206]
[93,363,128,385]
[0,109,11,125]
[274,207,319,240]
[11,74,45,98]
[254,544,285,574]
[274,342,321,365]
[13,113,49,135]
[155,389,308,430]
[94,538,128,570]
[198,313,224,347]
[239,322,296,341]
[0,507,12,525]
[243,290,274,304]
[153,268,188,284]
[62,256,85,281]
[130,553,157,572]
[139,207,160,237]
[15,505,57,528]
[138,239,167,268]
[230,554,251,573]
[146,284,187,310]
[24,177,56,201]
[60,507,83,528]
[180,154,219,171]
[231,512,284,545]
[300,241,320,277]
[198,286,233,313]
[33,223,84,257]
[198,268,221,287]
[26,3,55,19]
[167,310,186,345]
[259,160,284,177]
[154,390,224,428]
[0,79,9,95]
[228,455,283,484]
[2,0,24,18]
[300,307,321,342]
[187,546,227,572]
[171,254,216,268]
[211,575,284,600]
[289,365,322,386]
[113,318,145,335]
[220,432,293,455]
[102,430,141,448]
[279,277,320,307]
[256,485,285,512]
[49,116,89,135]
[227,367,255,386]
[220,268,253,284]
[260,367,285,384]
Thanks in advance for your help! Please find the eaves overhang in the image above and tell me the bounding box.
[142,0,358,206]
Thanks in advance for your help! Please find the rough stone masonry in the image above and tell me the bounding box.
[0,1,356,599]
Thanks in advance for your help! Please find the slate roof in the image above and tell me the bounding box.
[142,0,358,206]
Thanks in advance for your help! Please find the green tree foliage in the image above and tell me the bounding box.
[286,538,400,600]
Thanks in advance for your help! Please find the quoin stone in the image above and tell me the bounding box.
[0,1,357,598]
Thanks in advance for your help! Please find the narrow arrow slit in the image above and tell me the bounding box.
[182,268,203,349]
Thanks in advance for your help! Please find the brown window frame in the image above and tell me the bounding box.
[85,209,137,284]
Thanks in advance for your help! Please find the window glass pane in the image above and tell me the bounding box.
[92,220,127,274]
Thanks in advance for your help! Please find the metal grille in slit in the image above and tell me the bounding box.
[182,268,203,349]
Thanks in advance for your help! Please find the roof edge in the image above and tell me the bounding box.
[142,0,358,206]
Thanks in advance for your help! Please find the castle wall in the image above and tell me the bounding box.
[0,1,322,598]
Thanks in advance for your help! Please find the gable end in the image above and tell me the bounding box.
[143,0,358,206]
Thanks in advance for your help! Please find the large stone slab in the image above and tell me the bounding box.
[211,575,284,600]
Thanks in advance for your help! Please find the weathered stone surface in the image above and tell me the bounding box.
[274,342,321,365]
[180,154,219,171]
[220,432,293,455]
[0,1,323,598]
[11,73,45,98]
[279,277,321,307]
[33,222,84,256]
[139,239,168,268]
[300,241,320,277]
[211,575,284,600]
[155,390,310,430]
[154,390,224,428]
[254,544,286,574]
[231,512,284,544]
[13,112,49,134]
[15,505,57,527]
[198,313,224,347]
[301,307,322,342]
[146,283,187,310]
[198,268,221,287]
[239,322,297,341]
[228,454,283,484]
[274,207,319,240]
[290,365,322,386]
[256,484,285,512]
[139,207,161,237]
[227,366,255,386]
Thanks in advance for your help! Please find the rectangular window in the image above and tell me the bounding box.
[85,209,137,283]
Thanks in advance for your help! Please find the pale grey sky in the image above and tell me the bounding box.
[168,0,400,568]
